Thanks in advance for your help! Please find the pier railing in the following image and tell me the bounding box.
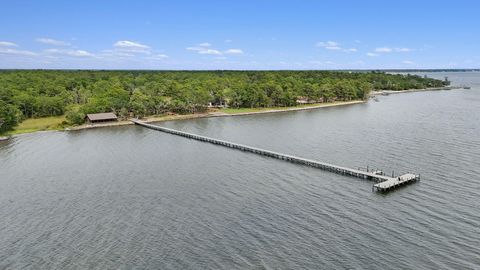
[132,120,419,192]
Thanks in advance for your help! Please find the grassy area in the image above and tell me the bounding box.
[4,115,68,136]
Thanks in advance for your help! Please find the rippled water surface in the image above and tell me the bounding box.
[1,72,479,269]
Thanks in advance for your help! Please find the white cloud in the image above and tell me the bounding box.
[99,50,129,57]
[43,48,61,53]
[186,46,204,51]
[318,41,341,50]
[396,47,412,52]
[316,41,339,47]
[68,50,94,57]
[147,54,169,60]
[402,60,415,65]
[100,49,135,58]
[187,42,213,51]
[198,49,222,55]
[111,40,151,57]
[114,40,150,49]
[36,38,70,46]
[316,41,341,50]
[316,41,356,52]
[367,52,379,57]
[187,43,243,56]
[375,47,393,53]
[0,41,18,47]
[343,48,357,53]
[0,48,36,56]
[44,48,94,57]
[113,40,151,54]
[225,39,232,43]
[224,49,243,55]
[375,47,412,53]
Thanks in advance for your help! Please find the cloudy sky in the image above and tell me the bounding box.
[1,0,479,69]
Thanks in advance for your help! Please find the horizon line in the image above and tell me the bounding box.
[1,68,479,72]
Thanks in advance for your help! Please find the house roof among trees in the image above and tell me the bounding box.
[86,112,117,121]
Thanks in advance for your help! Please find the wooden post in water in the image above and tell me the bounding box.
[132,120,420,193]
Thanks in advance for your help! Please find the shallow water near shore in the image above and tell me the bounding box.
[1,72,479,269]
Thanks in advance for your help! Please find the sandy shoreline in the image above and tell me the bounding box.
[1,100,364,140]
[370,86,460,96]
[70,100,365,130]
[0,86,462,141]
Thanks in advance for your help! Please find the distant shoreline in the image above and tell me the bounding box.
[0,86,463,141]
[69,100,365,130]
[1,100,365,141]
[370,86,461,96]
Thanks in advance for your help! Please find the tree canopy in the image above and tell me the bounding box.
[0,70,447,132]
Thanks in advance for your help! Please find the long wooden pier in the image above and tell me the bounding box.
[132,120,419,192]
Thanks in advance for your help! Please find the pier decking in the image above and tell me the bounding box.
[132,120,419,192]
[372,173,418,192]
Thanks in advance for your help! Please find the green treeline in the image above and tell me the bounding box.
[0,70,447,133]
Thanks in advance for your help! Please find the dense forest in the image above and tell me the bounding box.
[0,70,447,133]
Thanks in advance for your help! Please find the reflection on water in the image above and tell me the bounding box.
[0,72,479,269]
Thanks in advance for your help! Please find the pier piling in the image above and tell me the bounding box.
[132,120,419,192]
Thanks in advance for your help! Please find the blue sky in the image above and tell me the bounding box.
[1,0,479,69]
